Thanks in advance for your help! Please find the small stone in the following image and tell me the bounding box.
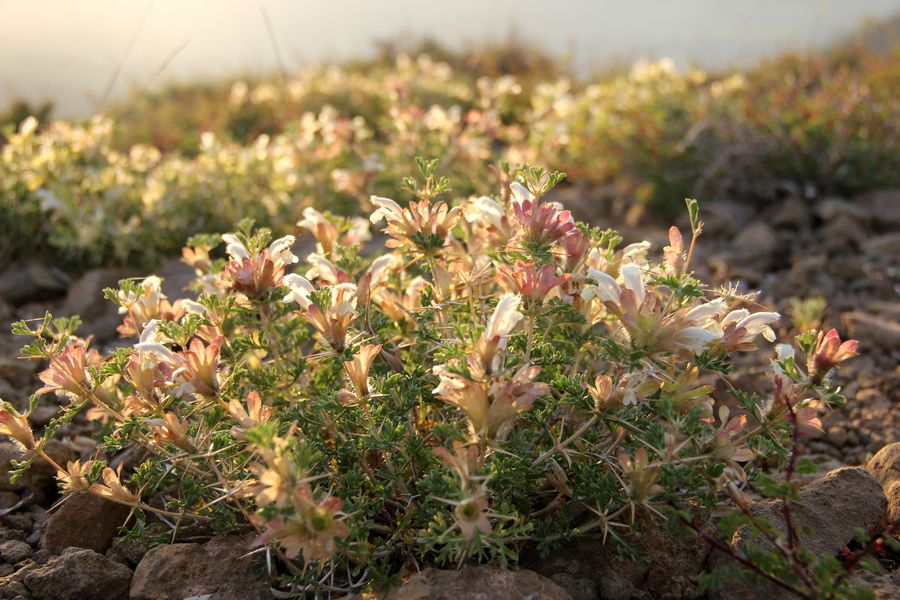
[822,214,867,249]
[702,201,754,236]
[771,197,811,230]
[2,513,33,532]
[0,563,13,577]
[21,547,132,600]
[826,427,848,448]
[157,258,197,303]
[861,232,900,259]
[387,566,573,600]
[849,569,900,600]
[105,539,148,568]
[866,442,900,487]
[0,539,32,564]
[0,529,25,544]
[0,579,30,598]
[843,312,900,351]
[856,188,900,229]
[26,404,58,428]
[733,222,777,254]
[0,440,73,507]
[816,197,871,224]
[43,493,132,555]
[0,262,69,305]
[0,492,20,510]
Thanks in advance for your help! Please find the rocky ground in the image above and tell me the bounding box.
[0,188,897,599]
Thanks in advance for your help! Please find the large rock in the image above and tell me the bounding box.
[709,467,887,600]
[129,534,271,600]
[21,547,132,600]
[866,442,900,487]
[387,566,572,600]
[741,467,884,557]
[43,493,132,554]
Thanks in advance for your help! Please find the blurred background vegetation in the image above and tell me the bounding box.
[1,7,897,270]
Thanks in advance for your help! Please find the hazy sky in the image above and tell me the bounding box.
[2,0,899,117]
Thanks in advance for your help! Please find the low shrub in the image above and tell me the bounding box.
[3,167,867,595]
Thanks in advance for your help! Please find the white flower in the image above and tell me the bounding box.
[465,196,506,230]
[771,343,796,380]
[134,320,177,364]
[345,217,372,245]
[268,235,298,265]
[19,116,38,136]
[179,300,207,316]
[117,276,164,315]
[620,264,645,305]
[283,274,316,309]
[222,234,249,261]
[297,207,328,233]
[683,298,727,324]
[775,343,794,361]
[582,269,621,304]
[369,195,403,224]
[510,182,534,204]
[734,311,780,342]
[36,189,64,212]
[305,254,342,284]
[484,293,523,351]
[620,241,652,265]
[672,327,721,352]
[330,283,358,317]
[365,255,398,291]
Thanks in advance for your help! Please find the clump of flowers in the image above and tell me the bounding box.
[5,166,861,595]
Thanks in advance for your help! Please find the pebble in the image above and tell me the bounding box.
[0,539,33,564]
[827,427,848,448]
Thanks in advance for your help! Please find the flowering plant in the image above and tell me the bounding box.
[6,165,860,595]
